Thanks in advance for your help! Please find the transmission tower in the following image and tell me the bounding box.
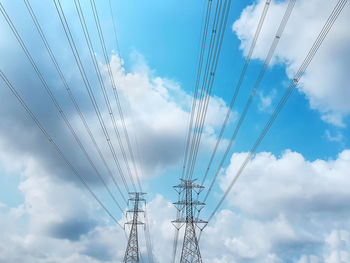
[123,192,146,263]
[172,179,207,263]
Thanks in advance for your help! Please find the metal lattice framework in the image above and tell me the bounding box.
[123,192,146,263]
[172,179,207,263]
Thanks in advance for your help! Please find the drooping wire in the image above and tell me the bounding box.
[133,134,155,262]
[108,0,121,59]
[206,0,348,226]
[184,0,223,181]
[72,0,137,191]
[184,0,224,181]
[172,0,215,260]
[23,0,127,205]
[88,0,143,192]
[51,0,131,193]
[180,0,214,181]
[189,0,273,233]
[200,0,272,187]
[105,1,155,259]
[173,0,231,261]
[186,0,231,181]
[144,205,155,263]
[0,69,124,230]
[202,0,296,205]
[0,2,124,213]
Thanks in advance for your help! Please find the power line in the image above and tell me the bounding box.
[173,0,215,260]
[206,0,348,225]
[186,0,231,181]
[0,69,124,230]
[88,0,143,192]
[133,133,155,262]
[23,0,127,205]
[173,0,231,261]
[52,0,131,193]
[202,0,296,205]
[185,0,227,182]
[181,0,214,180]
[104,2,155,259]
[200,0,271,186]
[0,2,124,213]
[144,205,155,263]
[72,0,137,191]
[108,0,122,59]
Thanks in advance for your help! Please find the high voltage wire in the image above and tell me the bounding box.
[144,205,155,263]
[177,0,230,256]
[93,0,153,258]
[173,0,214,260]
[189,0,274,233]
[202,0,296,205]
[71,0,137,191]
[173,0,215,260]
[173,0,230,254]
[23,0,127,205]
[108,0,121,59]
[107,0,144,193]
[200,0,271,187]
[105,0,155,259]
[173,0,232,261]
[194,0,295,229]
[185,0,232,182]
[205,0,348,226]
[104,0,155,259]
[52,0,131,194]
[181,0,213,181]
[186,0,231,181]
[0,70,124,230]
[133,133,155,262]
[3,0,151,257]
[0,2,124,213]
[1,0,345,260]
[88,0,142,192]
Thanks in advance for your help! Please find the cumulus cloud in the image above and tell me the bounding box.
[258,89,277,113]
[325,129,345,145]
[199,149,350,262]
[102,53,232,178]
[232,0,350,126]
[0,23,231,261]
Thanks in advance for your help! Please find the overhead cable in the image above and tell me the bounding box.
[52,0,131,193]
[206,0,348,225]
[23,0,127,205]
[88,0,143,191]
[0,2,124,213]
[200,0,271,186]
[0,69,124,230]
[203,0,296,204]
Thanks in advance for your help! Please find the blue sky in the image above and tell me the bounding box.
[0,0,349,262]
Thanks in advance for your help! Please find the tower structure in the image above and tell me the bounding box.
[172,179,207,263]
[123,192,146,263]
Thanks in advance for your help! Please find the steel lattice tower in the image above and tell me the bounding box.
[123,192,146,263]
[172,179,207,263]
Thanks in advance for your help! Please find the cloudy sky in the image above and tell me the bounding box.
[0,0,349,262]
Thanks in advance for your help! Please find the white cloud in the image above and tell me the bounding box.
[233,0,350,126]
[96,53,233,178]
[325,129,344,144]
[325,230,350,263]
[202,149,350,262]
[258,89,276,113]
[0,46,233,262]
[220,150,350,218]
[1,147,350,262]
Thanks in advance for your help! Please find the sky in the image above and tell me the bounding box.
[0,0,349,262]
